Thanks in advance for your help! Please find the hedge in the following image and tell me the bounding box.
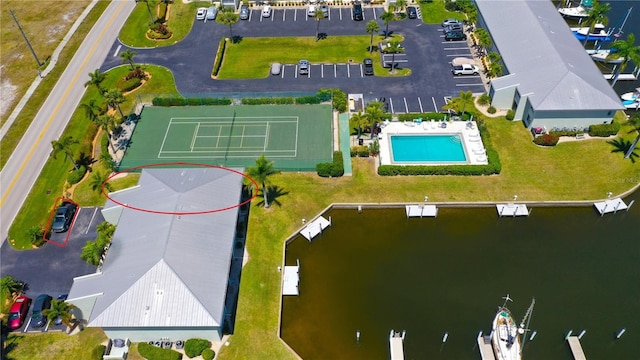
[549,129,582,137]
[117,77,142,93]
[67,165,87,185]
[533,133,559,146]
[589,122,620,137]
[212,38,227,77]
[138,342,182,360]
[316,151,344,177]
[90,344,106,360]
[321,88,347,112]
[295,95,321,104]
[152,97,232,106]
[184,338,212,358]
[201,348,215,360]
[505,109,515,120]
[241,97,295,105]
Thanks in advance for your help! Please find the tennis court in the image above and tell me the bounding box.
[119,104,333,171]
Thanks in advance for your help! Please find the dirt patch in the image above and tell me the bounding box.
[0,66,18,119]
[475,98,508,118]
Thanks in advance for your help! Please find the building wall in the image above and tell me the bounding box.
[489,83,517,110]
[526,109,615,130]
[69,295,98,322]
[103,327,221,343]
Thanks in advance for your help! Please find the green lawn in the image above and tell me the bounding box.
[118,0,204,48]
[4,327,107,360]
[420,0,466,24]
[217,35,409,79]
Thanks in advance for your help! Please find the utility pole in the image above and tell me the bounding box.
[9,9,42,68]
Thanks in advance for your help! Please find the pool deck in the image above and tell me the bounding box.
[378,120,488,166]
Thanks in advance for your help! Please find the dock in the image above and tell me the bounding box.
[496,203,531,217]
[405,205,438,218]
[300,216,331,241]
[389,330,406,360]
[477,334,496,360]
[593,198,632,215]
[282,260,300,296]
[567,336,587,360]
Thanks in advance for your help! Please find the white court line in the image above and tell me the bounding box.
[216,125,222,148]
[240,125,246,148]
[418,97,424,113]
[294,117,299,156]
[113,45,122,57]
[264,122,270,151]
[158,118,175,158]
[190,122,200,151]
[432,97,437,111]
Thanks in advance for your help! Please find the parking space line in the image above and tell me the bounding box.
[403,97,409,113]
[271,12,275,21]
[455,83,485,86]
[340,8,343,21]
[443,47,470,50]
[347,64,350,78]
[359,63,363,77]
[334,64,337,77]
[281,65,285,78]
[283,9,286,21]
[295,65,298,78]
[321,65,324,78]
[432,97,437,112]
[294,8,297,21]
[389,98,394,114]
[373,8,377,20]
[418,97,424,113]
[86,207,98,234]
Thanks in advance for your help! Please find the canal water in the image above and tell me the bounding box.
[282,190,640,359]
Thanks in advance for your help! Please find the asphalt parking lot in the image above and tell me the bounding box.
[101,6,485,113]
[0,207,104,333]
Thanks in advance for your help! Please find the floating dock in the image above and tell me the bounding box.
[593,198,633,215]
[282,260,300,296]
[567,336,587,360]
[389,330,406,360]
[300,216,331,241]
[405,205,438,218]
[496,203,531,217]
[477,334,496,360]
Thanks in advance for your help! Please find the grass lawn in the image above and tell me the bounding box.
[118,0,205,48]
[4,327,107,360]
[419,0,466,24]
[217,35,410,79]
[0,1,110,170]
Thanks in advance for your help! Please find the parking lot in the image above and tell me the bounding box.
[246,5,383,23]
[1,207,104,333]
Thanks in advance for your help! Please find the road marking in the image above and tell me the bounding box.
[334,64,337,77]
[432,97,437,111]
[86,207,98,234]
[403,97,408,113]
[372,8,377,20]
[446,53,473,57]
[281,65,285,78]
[282,9,286,21]
[113,44,121,57]
[347,64,350,78]
[321,64,324,78]
[389,98,394,114]
[418,97,424,113]
[360,63,363,77]
[0,0,128,208]
[294,8,297,21]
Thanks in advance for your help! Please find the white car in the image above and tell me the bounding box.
[451,63,479,76]
[262,5,272,18]
[196,8,207,21]
[307,4,317,17]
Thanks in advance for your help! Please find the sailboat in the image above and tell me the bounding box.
[491,295,535,360]
[559,0,592,19]
[588,7,633,64]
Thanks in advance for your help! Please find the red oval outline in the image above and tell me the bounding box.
[104,162,258,215]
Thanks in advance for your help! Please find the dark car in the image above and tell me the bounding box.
[239,4,249,20]
[407,6,417,19]
[363,58,374,76]
[51,202,77,233]
[352,3,363,21]
[31,294,52,328]
[444,31,467,41]
[7,296,31,330]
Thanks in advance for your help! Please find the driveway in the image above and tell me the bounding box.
[101,6,482,113]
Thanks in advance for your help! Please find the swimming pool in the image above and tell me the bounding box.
[390,134,467,163]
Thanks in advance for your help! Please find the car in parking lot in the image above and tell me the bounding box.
[307,4,317,16]
[239,5,249,20]
[352,3,363,21]
[299,60,309,75]
[270,62,282,76]
[206,6,218,20]
[451,63,479,76]
[407,6,417,19]
[7,296,31,330]
[196,8,207,20]
[30,294,52,328]
[444,23,463,33]
[444,31,467,41]
[363,58,374,76]
[441,18,461,27]
[52,202,77,233]
[262,5,271,18]
[320,4,329,18]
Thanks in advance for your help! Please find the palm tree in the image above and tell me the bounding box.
[97,221,116,238]
[81,240,103,266]
[120,49,137,70]
[246,155,280,208]
[365,100,385,125]
[79,99,102,124]
[583,0,610,46]
[51,136,79,170]
[608,138,639,162]
[395,0,407,14]
[386,40,402,73]
[84,69,107,95]
[350,111,369,138]
[1,276,24,298]
[218,8,240,39]
[43,300,76,328]
[381,11,395,38]
[475,28,492,55]
[95,113,116,152]
[366,20,379,53]
[457,90,474,116]
[104,88,126,119]
[100,151,116,172]
[609,33,640,87]
[314,9,325,42]
[136,0,155,24]
[625,114,640,159]
[90,171,113,193]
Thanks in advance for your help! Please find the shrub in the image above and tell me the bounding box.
[67,165,87,185]
[201,348,215,360]
[117,77,142,92]
[213,38,227,77]
[477,93,491,106]
[147,23,172,39]
[533,133,559,146]
[350,145,368,157]
[320,88,347,112]
[549,129,582,137]
[126,68,147,80]
[91,344,106,360]
[487,106,496,114]
[505,109,515,120]
[27,225,45,247]
[295,95,321,104]
[184,338,211,358]
[317,88,332,102]
[151,97,231,106]
[138,342,182,360]
[317,151,344,177]
[589,122,620,137]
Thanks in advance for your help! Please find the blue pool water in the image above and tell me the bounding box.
[390,135,466,162]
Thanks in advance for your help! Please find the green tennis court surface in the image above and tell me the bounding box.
[119,104,333,171]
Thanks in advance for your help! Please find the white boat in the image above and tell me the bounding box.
[571,23,611,42]
[558,0,592,18]
[491,296,535,360]
[621,87,640,101]
[623,99,640,110]
[589,49,624,64]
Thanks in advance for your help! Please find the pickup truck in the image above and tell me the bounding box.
[451,64,479,76]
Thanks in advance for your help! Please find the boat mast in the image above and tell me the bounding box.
[519,298,536,354]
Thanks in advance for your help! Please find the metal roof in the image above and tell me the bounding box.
[68,167,244,328]
[477,0,623,111]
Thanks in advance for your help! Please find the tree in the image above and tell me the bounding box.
[246,155,280,208]
[84,69,107,95]
[26,225,45,247]
[95,114,116,153]
[395,0,407,14]
[625,113,640,159]
[365,100,385,125]
[609,33,640,87]
[79,99,102,124]
[81,240,103,266]
[314,9,325,42]
[350,111,369,138]
[475,28,491,55]
[120,49,137,70]
[43,300,76,328]
[104,88,126,119]
[51,136,79,170]
[90,171,113,193]
[381,11,395,38]
[1,276,24,298]
[217,8,240,39]
[583,0,610,46]
[457,90,474,115]
[136,0,155,24]
[366,20,379,53]
[386,40,403,73]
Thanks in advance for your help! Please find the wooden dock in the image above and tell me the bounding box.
[496,203,531,217]
[567,336,587,360]
[389,330,405,360]
[282,260,300,296]
[300,216,331,241]
[405,205,438,218]
[477,335,496,360]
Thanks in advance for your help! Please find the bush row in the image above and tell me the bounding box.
[317,151,344,177]
[212,38,226,77]
[589,122,620,137]
[241,97,295,105]
[137,342,182,360]
[533,133,560,146]
[350,145,370,157]
[67,165,87,185]
[184,338,212,358]
[118,77,142,93]
[152,97,232,106]
[549,129,582,137]
[91,345,106,360]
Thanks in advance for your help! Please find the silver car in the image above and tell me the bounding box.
[240,5,249,20]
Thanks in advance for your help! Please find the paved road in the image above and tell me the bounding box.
[0,1,135,245]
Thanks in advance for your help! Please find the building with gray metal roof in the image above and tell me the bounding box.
[475,0,623,130]
[68,167,245,342]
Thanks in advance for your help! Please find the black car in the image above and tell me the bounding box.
[363,58,374,76]
[352,3,363,21]
[31,294,52,328]
[51,202,77,233]
[444,31,467,41]
[407,6,417,19]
